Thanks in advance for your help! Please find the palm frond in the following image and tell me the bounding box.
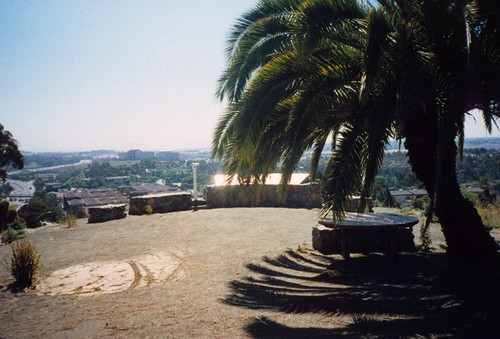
[322,120,365,221]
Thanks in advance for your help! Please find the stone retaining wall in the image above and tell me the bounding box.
[203,183,321,209]
[88,204,127,223]
[129,192,192,215]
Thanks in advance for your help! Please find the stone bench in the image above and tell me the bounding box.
[313,213,418,259]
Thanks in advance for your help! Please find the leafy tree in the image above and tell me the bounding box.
[0,199,9,231]
[18,190,63,228]
[478,177,496,205]
[0,182,14,196]
[0,124,24,181]
[213,0,500,263]
[86,161,120,178]
[33,178,45,191]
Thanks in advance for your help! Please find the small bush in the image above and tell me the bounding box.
[144,204,153,215]
[461,189,480,204]
[8,217,26,231]
[11,240,41,288]
[419,221,432,251]
[7,209,17,224]
[66,214,77,228]
[476,203,500,230]
[1,227,24,244]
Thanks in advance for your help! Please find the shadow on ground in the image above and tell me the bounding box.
[223,249,500,338]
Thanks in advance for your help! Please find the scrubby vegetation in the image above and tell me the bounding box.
[17,190,64,228]
[10,240,41,288]
[65,213,77,228]
[477,204,500,230]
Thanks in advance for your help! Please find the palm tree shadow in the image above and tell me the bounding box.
[223,248,500,338]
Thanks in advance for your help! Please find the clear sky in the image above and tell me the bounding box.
[0,1,498,153]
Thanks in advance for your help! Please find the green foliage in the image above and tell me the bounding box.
[87,161,121,178]
[144,204,153,215]
[478,178,497,205]
[0,200,18,232]
[0,199,9,231]
[412,195,439,223]
[461,188,479,204]
[8,217,26,231]
[1,226,25,244]
[456,151,500,183]
[419,221,432,252]
[10,240,40,287]
[7,209,17,224]
[372,182,397,208]
[18,190,63,228]
[212,0,500,258]
[0,182,14,196]
[33,178,45,191]
[0,124,24,181]
[476,204,500,230]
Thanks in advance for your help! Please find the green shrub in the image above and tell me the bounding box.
[144,204,153,215]
[8,217,26,231]
[0,199,9,231]
[1,227,24,244]
[7,209,17,224]
[11,240,41,288]
[419,221,432,251]
[476,203,500,230]
[461,188,480,204]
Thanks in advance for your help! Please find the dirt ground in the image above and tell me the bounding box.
[0,207,499,338]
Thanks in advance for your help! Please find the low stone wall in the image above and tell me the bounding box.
[129,192,192,215]
[312,224,415,255]
[88,204,127,223]
[203,183,321,209]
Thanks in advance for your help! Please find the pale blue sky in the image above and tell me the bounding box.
[0,1,498,152]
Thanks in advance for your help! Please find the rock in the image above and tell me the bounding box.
[129,192,192,215]
[88,204,127,223]
[312,224,342,255]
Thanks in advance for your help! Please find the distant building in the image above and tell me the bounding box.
[389,189,427,206]
[125,149,142,160]
[156,151,180,161]
[105,176,130,186]
[118,149,180,161]
[63,188,128,212]
[119,183,180,197]
[45,182,63,192]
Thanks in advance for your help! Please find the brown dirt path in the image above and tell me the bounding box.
[0,207,498,338]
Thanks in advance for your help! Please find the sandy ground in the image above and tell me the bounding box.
[0,207,499,338]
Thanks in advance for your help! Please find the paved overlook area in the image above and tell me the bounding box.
[1,208,499,338]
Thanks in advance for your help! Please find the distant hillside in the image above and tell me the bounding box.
[385,138,500,150]
[463,138,500,149]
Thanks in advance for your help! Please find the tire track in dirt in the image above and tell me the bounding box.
[126,261,142,291]
[35,252,189,296]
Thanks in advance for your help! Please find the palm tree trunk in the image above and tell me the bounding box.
[405,109,499,264]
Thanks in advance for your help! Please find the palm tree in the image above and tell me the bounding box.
[213,0,499,263]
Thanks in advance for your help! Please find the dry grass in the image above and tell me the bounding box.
[477,203,500,230]
[10,240,40,288]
